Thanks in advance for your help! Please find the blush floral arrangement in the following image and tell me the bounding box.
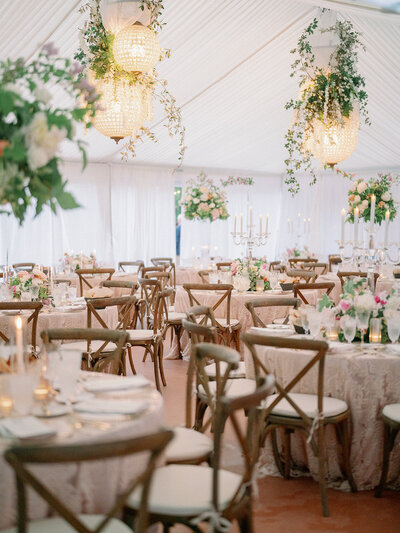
[230,258,272,291]
[181,172,229,222]
[346,174,398,224]
[9,269,51,302]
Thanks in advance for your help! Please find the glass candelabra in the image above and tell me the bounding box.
[231,224,270,260]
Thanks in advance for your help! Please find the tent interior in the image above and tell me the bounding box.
[1,0,400,265]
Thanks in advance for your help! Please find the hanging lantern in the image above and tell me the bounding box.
[91,74,148,142]
[303,110,360,166]
[113,22,161,73]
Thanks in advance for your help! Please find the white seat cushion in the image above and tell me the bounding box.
[265,393,348,418]
[127,329,155,341]
[166,427,213,463]
[383,403,400,423]
[61,341,117,353]
[167,311,186,322]
[205,361,246,379]
[1,515,132,533]
[272,317,286,325]
[198,378,256,400]
[126,464,242,516]
[215,318,240,328]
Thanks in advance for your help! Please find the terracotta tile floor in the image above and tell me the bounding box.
[132,355,400,533]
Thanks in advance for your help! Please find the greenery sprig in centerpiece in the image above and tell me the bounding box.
[0,45,98,223]
[75,0,186,164]
[284,14,369,194]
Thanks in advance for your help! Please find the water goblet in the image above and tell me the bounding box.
[340,315,356,344]
[355,308,371,346]
[387,317,400,344]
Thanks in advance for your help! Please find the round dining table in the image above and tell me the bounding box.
[175,267,202,285]
[244,336,400,491]
[56,271,138,297]
[0,372,164,529]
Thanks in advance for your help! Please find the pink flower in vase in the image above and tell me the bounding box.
[339,300,351,312]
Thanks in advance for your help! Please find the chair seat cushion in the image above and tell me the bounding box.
[167,312,186,322]
[198,378,256,400]
[265,393,348,418]
[383,403,400,423]
[1,515,132,533]
[215,318,240,328]
[204,361,246,379]
[61,341,117,353]
[127,329,156,341]
[126,464,242,516]
[166,427,213,463]
[272,317,286,325]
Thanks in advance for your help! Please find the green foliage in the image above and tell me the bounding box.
[284,13,369,194]
[317,293,334,312]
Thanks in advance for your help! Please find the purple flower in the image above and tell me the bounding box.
[70,61,84,76]
[42,42,59,56]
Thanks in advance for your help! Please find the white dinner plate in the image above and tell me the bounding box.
[84,376,150,393]
[32,404,69,418]
[73,398,149,416]
[267,289,283,295]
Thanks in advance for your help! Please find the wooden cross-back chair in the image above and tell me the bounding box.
[118,260,144,274]
[198,270,211,284]
[288,257,318,267]
[144,271,171,290]
[245,297,299,327]
[124,342,274,533]
[293,282,335,305]
[269,261,286,273]
[242,332,356,517]
[41,328,128,375]
[302,262,328,275]
[12,262,36,272]
[216,261,232,271]
[5,428,173,533]
[183,283,241,351]
[76,268,115,295]
[337,271,379,290]
[286,269,318,283]
[86,295,137,375]
[54,279,72,287]
[328,254,342,272]
[150,257,176,288]
[374,403,400,497]
[101,279,138,297]
[0,302,43,356]
[139,278,161,329]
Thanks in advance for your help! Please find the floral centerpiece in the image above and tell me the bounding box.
[285,246,314,259]
[230,258,271,292]
[180,172,229,222]
[0,44,98,224]
[9,269,51,303]
[346,174,398,224]
[63,252,96,271]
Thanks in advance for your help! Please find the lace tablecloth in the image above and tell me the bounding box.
[0,306,117,347]
[244,341,400,490]
[175,267,202,285]
[0,373,164,529]
[56,272,138,297]
[165,287,318,359]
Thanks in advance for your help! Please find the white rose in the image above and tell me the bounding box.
[33,85,52,104]
[355,293,375,310]
[386,296,400,310]
[200,193,208,201]
[382,192,391,202]
[209,202,215,208]
[199,186,209,194]
[354,195,361,203]
[359,205,366,214]
[357,182,367,194]
[27,145,49,170]
[193,198,200,204]
[362,199,368,206]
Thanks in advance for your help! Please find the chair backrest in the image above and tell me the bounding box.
[12,262,35,272]
[286,269,318,283]
[0,302,43,350]
[191,343,274,517]
[288,257,318,267]
[216,262,232,271]
[138,278,161,322]
[151,288,176,336]
[328,254,342,272]
[301,262,328,275]
[183,304,218,344]
[86,296,137,332]
[41,328,128,375]
[198,270,210,284]
[337,271,379,290]
[245,297,299,327]
[76,268,115,293]
[54,279,72,287]
[5,428,173,533]
[101,280,138,296]
[118,260,144,274]
[144,271,171,290]
[141,266,166,277]
[183,283,233,328]
[269,261,285,273]
[293,282,335,305]
[151,257,173,267]
[242,332,329,431]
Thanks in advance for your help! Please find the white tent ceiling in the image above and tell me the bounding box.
[1,0,400,174]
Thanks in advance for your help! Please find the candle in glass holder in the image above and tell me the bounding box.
[326,322,339,341]
[256,280,264,293]
[369,318,382,343]
[0,395,13,417]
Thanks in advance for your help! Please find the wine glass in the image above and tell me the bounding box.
[387,316,400,343]
[355,308,371,346]
[340,315,357,344]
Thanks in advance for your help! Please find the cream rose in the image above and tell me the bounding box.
[357,182,367,194]
[354,195,361,203]
[382,192,391,202]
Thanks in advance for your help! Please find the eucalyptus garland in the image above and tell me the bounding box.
[284,13,369,194]
[75,0,186,164]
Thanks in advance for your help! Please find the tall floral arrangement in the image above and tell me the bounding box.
[346,174,398,224]
[230,258,271,291]
[284,14,369,194]
[181,172,229,222]
[75,0,186,164]
[0,45,97,223]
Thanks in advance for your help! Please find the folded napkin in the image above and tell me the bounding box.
[84,375,150,393]
[73,398,148,415]
[1,416,56,440]
[83,287,113,298]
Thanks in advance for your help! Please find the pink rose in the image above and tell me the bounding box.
[17,271,29,278]
[340,300,350,311]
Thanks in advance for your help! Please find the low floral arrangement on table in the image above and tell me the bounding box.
[9,269,51,303]
[230,258,272,292]
[285,246,314,259]
[62,252,96,271]
[0,43,98,224]
[181,172,229,222]
[346,174,399,224]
